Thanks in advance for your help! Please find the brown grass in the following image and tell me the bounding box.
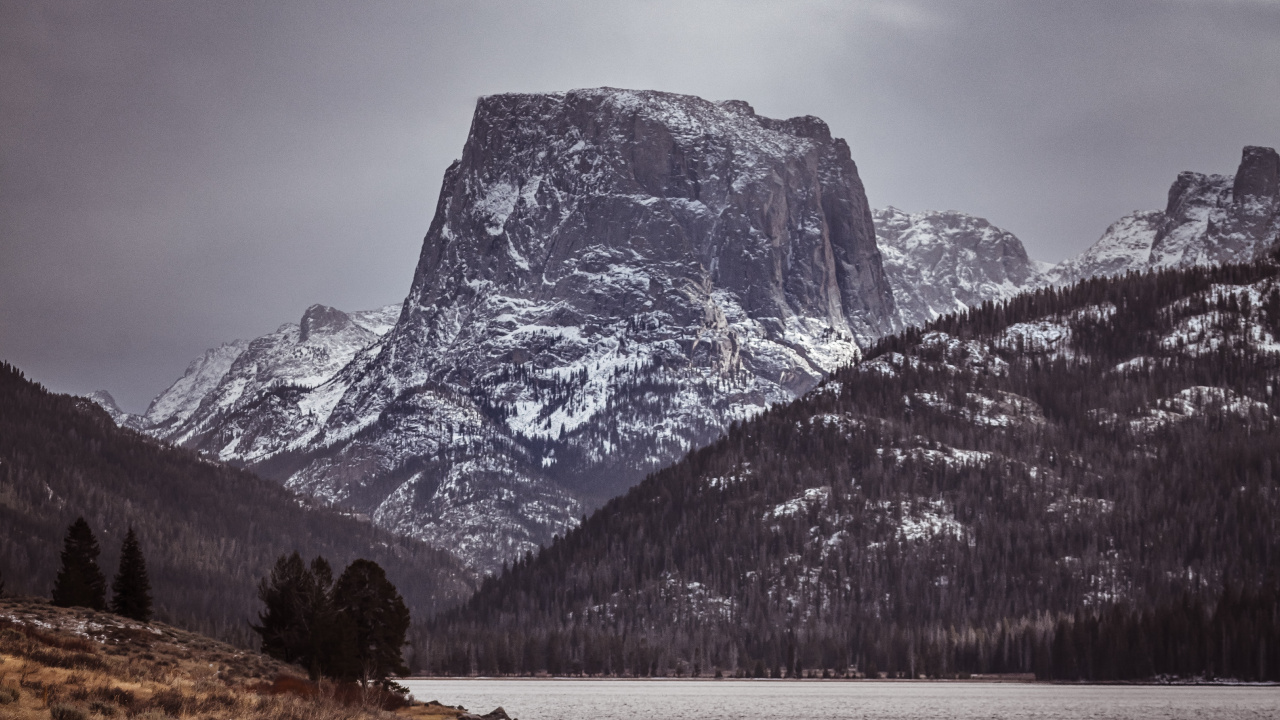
[0,597,483,720]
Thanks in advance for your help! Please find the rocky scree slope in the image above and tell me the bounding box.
[98,89,900,572]
[430,257,1280,677]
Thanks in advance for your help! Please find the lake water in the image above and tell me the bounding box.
[402,679,1279,720]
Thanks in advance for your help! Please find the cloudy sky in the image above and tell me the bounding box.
[3,0,1278,411]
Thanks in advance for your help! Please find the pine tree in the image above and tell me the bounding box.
[252,552,346,679]
[110,527,152,621]
[331,559,411,687]
[252,552,313,664]
[51,517,107,610]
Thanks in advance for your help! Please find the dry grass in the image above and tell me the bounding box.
[0,598,496,720]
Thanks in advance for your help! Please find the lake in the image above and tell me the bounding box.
[401,679,1279,720]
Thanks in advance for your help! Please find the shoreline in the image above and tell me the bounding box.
[403,676,1280,686]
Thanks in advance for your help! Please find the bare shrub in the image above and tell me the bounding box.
[88,699,118,717]
[147,688,190,717]
[50,703,88,720]
[90,685,136,712]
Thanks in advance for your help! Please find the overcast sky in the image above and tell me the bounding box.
[3,0,1278,412]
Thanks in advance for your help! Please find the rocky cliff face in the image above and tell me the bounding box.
[874,207,1045,327]
[292,89,899,569]
[1050,146,1279,285]
[101,89,900,571]
[91,91,1270,574]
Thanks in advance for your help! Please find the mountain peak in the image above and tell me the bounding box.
[1233,145,1279,206]
[299,303,352,342]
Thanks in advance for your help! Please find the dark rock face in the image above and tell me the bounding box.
[402,90,893,363]
[1150,145,1280,268]
[276,89,899,569]
[1233,145,1280,204]
[299,304,352,343]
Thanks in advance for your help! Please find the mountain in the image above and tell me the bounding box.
[84,390,145,431]
[86,95,1271,575]
[874,207,1046,327]
[0,361,475,646]
[426,256,1280,680]
[1050,146,1280,284]
[94,89,901,572]
[139,303,400,449]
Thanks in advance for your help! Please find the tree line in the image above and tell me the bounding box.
[49,517,153,621]
[0,360,474,646]
[37,514,413,688]
[420,255,1280,680]
[252,552,410,688]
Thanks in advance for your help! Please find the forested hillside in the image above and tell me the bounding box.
[426,256,1280,681]
[0,363,475,646]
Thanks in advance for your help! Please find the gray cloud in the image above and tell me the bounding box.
[2,0,1278,410]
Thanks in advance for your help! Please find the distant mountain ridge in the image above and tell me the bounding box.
[93,89,905,571]
[874,206,1045,327]
[1049,145,1280,284]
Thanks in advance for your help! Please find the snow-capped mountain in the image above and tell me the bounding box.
[95,89,900,571]
[874,207,1046,327]
[85,87,1274,575]
[83,390,145,431]
[1049,145,1279,285]
[136,303,401,453]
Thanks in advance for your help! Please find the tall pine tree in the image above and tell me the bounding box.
[252,552,313,664]
[331,559,410,687]
[51,517,106,610]
[110,527,152,621]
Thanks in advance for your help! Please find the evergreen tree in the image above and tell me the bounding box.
[252,552,348,680]
[110,527,152,621]
[331,559,411,687]
[304,556,342,680]
[51,517,106,610]
[252,552,313,664]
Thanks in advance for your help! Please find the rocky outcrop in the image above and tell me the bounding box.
[272,89,900,569]
[111,89,899,571]
[874,207,1044,327]
[1050,146,1280,285]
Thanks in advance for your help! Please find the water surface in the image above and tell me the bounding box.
[403,679,1279,720]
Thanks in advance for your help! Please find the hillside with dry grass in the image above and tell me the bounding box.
[0,598,509,720]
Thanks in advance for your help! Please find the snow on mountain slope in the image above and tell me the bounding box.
[141,303,400,451]
[142,340,249,439]
[1047,211,1163,286]
[1049,146,1279,285]
[874,207,1044,327]
[84,390,145,430]
[105,89,900,572]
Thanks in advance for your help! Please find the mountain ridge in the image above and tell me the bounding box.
[83,91,1277,573]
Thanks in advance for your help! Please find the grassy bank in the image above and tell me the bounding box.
[0,598,505,720]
